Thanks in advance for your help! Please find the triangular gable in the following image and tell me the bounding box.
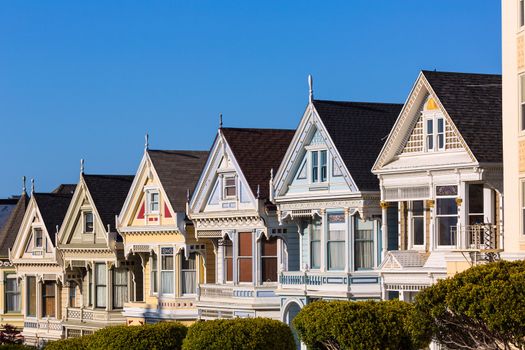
[378,252,402,270]
[11,197,57,262]
[189,131,257,214]
[373,72,477,172]
[273,103,358,199]
[117,151,178,232]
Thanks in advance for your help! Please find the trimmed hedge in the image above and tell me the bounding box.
[0,346,35,350]
[182,318,296,350]
[44,322,187,350]
[293,300,428,350]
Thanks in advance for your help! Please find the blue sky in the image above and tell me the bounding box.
[0,1,501,197]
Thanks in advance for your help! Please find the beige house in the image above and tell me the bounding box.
[502,0,525,258]
[117,148,211,325]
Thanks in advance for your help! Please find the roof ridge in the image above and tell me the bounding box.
[421,70,501,77]
[148,149,209,153]
[313,99,403,106]
[221,127,295,132]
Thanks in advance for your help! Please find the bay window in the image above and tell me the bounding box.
[181,252,197,295]
[113,267,128,309]
[310,219,321,269]
[261,237,278,282]
[327,213,345,270]
[436,185,458,246]
[354,218,374,270]
[410,201,425,247]
[161,247,174,294]
[238,232,253,283]
[26,276,36,317]
[42,281,56,318]
[95,263,107,308]
[5,274,20,313]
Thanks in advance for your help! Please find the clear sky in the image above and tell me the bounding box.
[0,1,501,197]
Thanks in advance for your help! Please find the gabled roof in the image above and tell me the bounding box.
[33,192,73,245]
[82,175,134,232]
[422,70,502,163]
[147,150,209,212]
[52,184,76,195]
[0,198,18,231]
[0,193,29,257]
[220,127,295,199]
[313,100,402,191]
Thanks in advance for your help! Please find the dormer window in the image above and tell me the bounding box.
[223,176,236,198]
[84,212,94,233]
[311,150,327,183]
[425,116,445,152]
[34,228,43,248]
[147,191,159,214]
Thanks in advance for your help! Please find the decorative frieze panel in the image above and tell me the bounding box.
[193,216,264,231]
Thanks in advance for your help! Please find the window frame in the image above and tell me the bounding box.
[435,185,459,248]
[33,228,43,249]
[69,283,76,308]
[327,213,345,271]
[147,191,160,214]
[309,219,321,270]
[94,263,107,309]
[26,276,36,317]
[4,273,20,313]
[181,252,197,295]
[83,211,94,234]
[42,281,56,318]
[112,267,128,309]
[424,113,446,152]
[237,232,253,283]
[223,175,237,199]
[160,247,175,295]
[261,236,278,283]
[408,201,425,249]
[150,251,158,294]
[223,238,233,283]
[354,218,375,271]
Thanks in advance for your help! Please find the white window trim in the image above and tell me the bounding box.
[82,211,94,234]
[520,74,525,133]
[145,190,160,215]
[307,148,329,185]
[435,185,459,249]
[223,175,237,200]
[519,0,525,29]
[408,201,426,250]
[150,250,158,296]
[423,111,446,152]
[159,246,175,297]
[32,227,43,250]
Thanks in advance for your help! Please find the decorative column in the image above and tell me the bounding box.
[380,201,389,260]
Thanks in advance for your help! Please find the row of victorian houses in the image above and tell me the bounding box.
[0,69,503,347]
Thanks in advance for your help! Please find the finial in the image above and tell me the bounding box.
[22,176,26,194]
[186,188,190,202]
[145,133,149,151]
[219,113,223,129]
[308,74,313,103]
[80,159,84,174]
[257,184,260,199]
[31,178,35,194]
[270,168,274,182]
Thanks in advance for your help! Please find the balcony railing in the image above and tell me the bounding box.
[279,271,380,289]
[65,307,125,323]
[24,319,62,332]
[451,224,501,251]
[197,284,278,302]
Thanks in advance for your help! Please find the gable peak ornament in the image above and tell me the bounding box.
[219,113,223,129]
[80,159,85,175]
[22,176,26,194]
[308,74,314,103]
[145,133,149,151]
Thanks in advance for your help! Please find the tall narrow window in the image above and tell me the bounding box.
[410,201,425,247]
[521,0,525,28]
[42,281,56,318]
[223,238,233,282]
[34,229,43,248]
[320,150,327,182]
[310,219,321,269]
[238,232,253,283]
[27,276,36,317]
[151,252,158,294]
[261,237,278,282]
[161,247,174,294]
[426,119,434,151]
[521,75,525,131]
[311,151,319,183]
[69,283,76,308]
[5,274,20,313]
[95,263,107,308]
[327,213,345,270]
[84,212,94,233]
[468,184,484,225]
[522,181,525,235]
[355,218,374,270]
[148,192,159,213]
[88,269,93,306]
[436,186,458,246]
[437,118,445,150]
[224,176,236,198]
[113,267,128,309]
[181,252,197,295]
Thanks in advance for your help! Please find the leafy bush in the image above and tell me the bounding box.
[44,322,186,350]
[413,260,525,349]
[0,345,34,350]
[0,325,23,345]
[182,318,295,350]
[292,300,427,350]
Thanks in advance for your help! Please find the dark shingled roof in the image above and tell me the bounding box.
[422,70,502,163]
[148,150,209,212]
[0,193,29,257]
[82,175,134,235]
[313,100,403,191]
[220,128,295,199]
[33,192,73,245]
[52,184,76,195]
[0,198,18,231]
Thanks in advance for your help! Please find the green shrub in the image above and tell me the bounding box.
[413,260,525,349]
[182,318,295,350]
[44,322,187,350]
[292,300,427,350]
[0,345,35,350]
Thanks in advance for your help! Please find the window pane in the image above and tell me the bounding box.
[238,232,252,256]
[161,271,174,294]
[412,201,424,215]
[468,184,484,215]
[27,276,36,317]
[521,0,525,27]
[438,216,457,246]
[162,255,174,270]
[438,134,444,149]
[42,282,56,318]
[310,241,320,269]
[69,284,76,308]
[225,257,233,282]
[113,268,128,308]
[34,229,42,248]
[95,263,107,308]
[182,253,196,294]
[238,258,252,282]
[328,242,344,270]
[262,257,278,282]
[427,119,433,133]
[261,237,278,256]
[437,118,444,133]
[96,264,106,284]
[85,212,94,232]
[151,253,158,293]
[355,219,374,270]
[311,151,318,182]
[6,275,20,313]
[320,150,327,182]
[413,217,424,246]
[437,198,458,215]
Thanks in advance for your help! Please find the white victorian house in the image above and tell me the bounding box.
[272,94,401,330]
[188,127,295,320]
[372,71,503,301]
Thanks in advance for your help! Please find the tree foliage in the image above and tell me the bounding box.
[292,300,427,350]
[413,260,525,349]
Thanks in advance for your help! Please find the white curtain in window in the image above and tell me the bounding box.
[113,268,128,308]
[161,271,174,294]
[5,276,20,312]
[95,264,107,308]
[182,271,196,294]
[355,219,374,270]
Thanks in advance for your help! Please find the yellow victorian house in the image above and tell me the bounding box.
[117,147,210,325]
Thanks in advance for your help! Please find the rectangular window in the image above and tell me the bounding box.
[5,274,20,313]
[34,229,43,248]
[521,75,525,131]
[320,150,327,182]
[327,213,345,270]
[468,184,484,225]
[84,212,94,233]
[181,253,197,295]
[88,269,93,306]
[27,276,36,317]
[355,218,374,270]
[437,118,445,149]
[113,268,128,309]
[410,201,425,247]
[148,192,159,213]
[261,237,278,282]
[42,281,56,318]
[238,232,253,283]
[436,195,458,246]
[95,263,107,308]
[522,181,525,235]
[426,119,434,150]
[521,0,525,27]
[161,247,174,294]
[151,252,158,294]
[223,238,233,282]
[69,284,76,308]
[224,176,236,198]
[311,151,319,183]
[310,219,321,269]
